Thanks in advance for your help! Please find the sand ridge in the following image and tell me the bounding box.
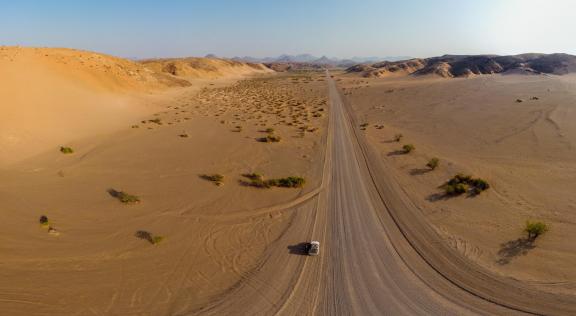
[140,57,273,80]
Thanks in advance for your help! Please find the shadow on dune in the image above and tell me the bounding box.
[135,230,154,244]
[387,150,406,156]
[287,242,309,255]
[496,237,535,265]
[410,168,432,176]
[426,192,452,202]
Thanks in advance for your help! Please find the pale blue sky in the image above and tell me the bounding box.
[1,0,574,59]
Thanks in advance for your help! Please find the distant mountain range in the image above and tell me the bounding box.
[228,54,412,67]
[346,53,576,78]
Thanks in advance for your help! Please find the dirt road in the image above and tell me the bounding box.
[195,74,576,315]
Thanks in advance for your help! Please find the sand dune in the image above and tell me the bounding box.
[0,48,272,165]
[0,47,193,165]
[140,57,273,79]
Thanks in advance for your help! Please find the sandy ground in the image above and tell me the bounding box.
[0,47,328,315]
[337,73,576,293]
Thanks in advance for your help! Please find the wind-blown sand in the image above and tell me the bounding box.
[0,47,328,315]
[337,73,576,293]
[0,47,191,165]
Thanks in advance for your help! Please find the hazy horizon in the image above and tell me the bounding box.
[2,0,575,59]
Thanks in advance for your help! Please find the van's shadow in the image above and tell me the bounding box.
[287,242,309,255]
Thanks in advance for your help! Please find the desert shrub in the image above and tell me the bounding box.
[258,135,281,143]
[148,118,162,125]
[254,180,272,188]
[264,128,275,133]
[135,230,151,241]
[39,215,49,226]
[201,174,224,186]
[108,189,140,204]
[426,157,440,170]
[360,123,369,128]
[135,230,165,245]
[443,174,490,196]
[241,174,304,189]
[179,133,189,138]
[394,134,403,142]
[515,99,523,103]
[151,235,165,244]
[402,144,415,154]
[276,177,305,188]
[470,178,490,193]
[524,221,549,240]
[444,183,468,196]
[447,173,472,186]
[60,146,74,154]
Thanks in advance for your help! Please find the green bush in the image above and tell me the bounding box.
[258,135,281,143]
[402,144,415,154]
[276,177,305,188]
[447,173,472,186]
[60,146,74,154]
[135,230,165,245]
[39,215,49,226]
[241,174,305,189]
[109,189,140,204]
[524,221,549,240]
[151,235,165,245]
[444,183,468,196]
[443,174,490,196]
[426,157,439,170]
[470,178,490,193]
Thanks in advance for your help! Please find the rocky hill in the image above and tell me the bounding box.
[347,53,576,78]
